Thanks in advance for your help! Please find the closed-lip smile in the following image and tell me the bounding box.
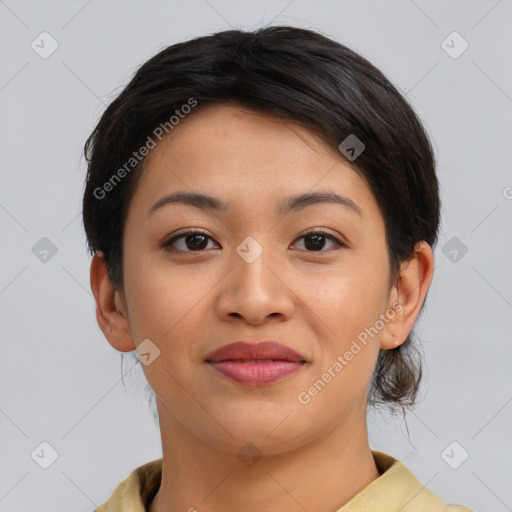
[205,341,308,386]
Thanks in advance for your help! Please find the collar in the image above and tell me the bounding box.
[95,450,471,512]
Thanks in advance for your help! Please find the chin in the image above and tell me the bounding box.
[201,411,315,455]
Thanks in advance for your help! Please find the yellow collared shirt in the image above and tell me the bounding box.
[94,451,472,512]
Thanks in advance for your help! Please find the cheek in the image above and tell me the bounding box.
[315,260,390,343]
[122,262,209,400]
[123,256,211,349]
[296,274,386,418]
[304,252,390,399]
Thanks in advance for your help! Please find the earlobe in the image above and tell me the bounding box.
[380,241,435,350]
[90,252,136,353]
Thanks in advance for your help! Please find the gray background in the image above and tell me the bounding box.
[1,1,511,511]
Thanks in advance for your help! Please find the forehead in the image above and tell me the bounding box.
[129,104,379,221]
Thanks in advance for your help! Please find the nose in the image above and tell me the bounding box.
[215,243,295,326]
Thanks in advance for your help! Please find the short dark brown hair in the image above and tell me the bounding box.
[82,25,440,415]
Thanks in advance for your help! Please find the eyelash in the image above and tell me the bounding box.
[161,228,345,253]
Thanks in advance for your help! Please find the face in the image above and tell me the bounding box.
[115,104,399,455]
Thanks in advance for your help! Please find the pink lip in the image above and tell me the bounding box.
[205,341,308,386]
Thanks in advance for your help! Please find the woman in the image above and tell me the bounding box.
[83,25,472,511]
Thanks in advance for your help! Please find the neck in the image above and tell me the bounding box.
[149,403,379,512]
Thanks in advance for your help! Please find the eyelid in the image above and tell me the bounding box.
[292,228,346,249]
[298,227,343,241]
[162,228,217,247]
[162,227,346,252]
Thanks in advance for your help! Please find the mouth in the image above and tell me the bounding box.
[204,341,308,386]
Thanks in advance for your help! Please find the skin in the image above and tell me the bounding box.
[90,104,434,512]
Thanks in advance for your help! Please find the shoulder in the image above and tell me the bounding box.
[337,451,473,512]
[375,451,473,512]
[93,458,162,512]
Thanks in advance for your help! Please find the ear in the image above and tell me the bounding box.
[90,251,136,353]
[380,241,435,350]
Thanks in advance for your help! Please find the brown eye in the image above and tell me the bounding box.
[162,231,218,252]
[292,231,344,252]
[162,229,344,253]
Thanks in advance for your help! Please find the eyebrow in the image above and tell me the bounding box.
[147,190,362,217]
